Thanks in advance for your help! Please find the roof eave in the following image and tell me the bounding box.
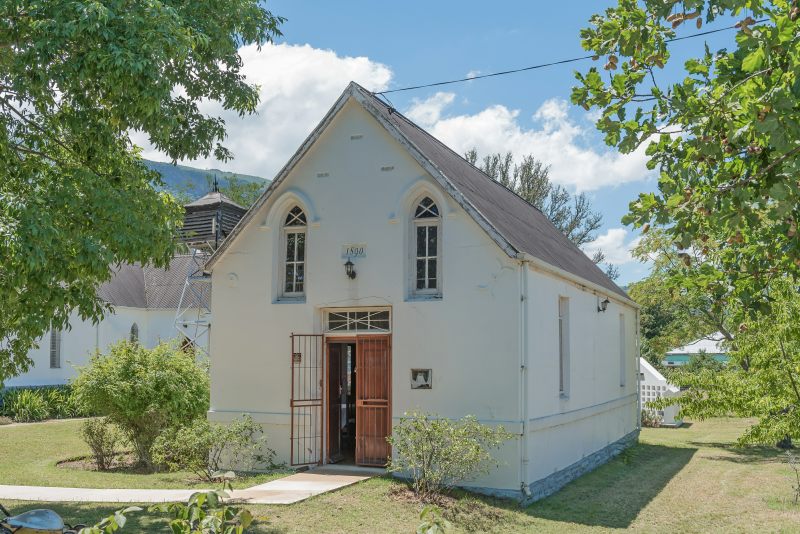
[517,252,638,308]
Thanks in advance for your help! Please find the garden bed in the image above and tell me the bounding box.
[0,419,290,490]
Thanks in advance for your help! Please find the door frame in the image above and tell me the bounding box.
[324,334,392,466]
[325,336,356,464]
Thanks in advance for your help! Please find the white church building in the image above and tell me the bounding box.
[205,82,641,501]
[6,257,208,388]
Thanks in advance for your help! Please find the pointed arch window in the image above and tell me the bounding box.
[282,206,307,297]
[411,196,441,297]
[129,323,139,343]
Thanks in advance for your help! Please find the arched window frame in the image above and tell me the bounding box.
[281,205,307,299]
[410,196,442,298]
[129,322,139,343]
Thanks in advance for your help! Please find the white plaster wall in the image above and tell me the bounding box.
[6,307,201,387]
[209,99,521,490]
[525,266,639,485]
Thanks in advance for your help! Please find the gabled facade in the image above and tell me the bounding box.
[206,82,640,501]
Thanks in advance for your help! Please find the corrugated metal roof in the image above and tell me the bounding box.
[97,256,206,309]
[185,191,245,210]
[666,334,728,355]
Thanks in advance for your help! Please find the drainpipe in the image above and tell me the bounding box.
[516,255,531,498]
[636,308,642,430]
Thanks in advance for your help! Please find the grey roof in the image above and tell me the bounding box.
[185,191,245,210]
[97,255,206,309]
[207,82,628,300]
[357,86,628,299]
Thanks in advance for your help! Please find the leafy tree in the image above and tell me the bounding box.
[654,280,800,445]
[680,350,727,373]
[73,341,210,469]
[0,1,284,384]
[465,149,619,279]
[204,175,266,208]
[628,229,736,367]
[572,1,800,312]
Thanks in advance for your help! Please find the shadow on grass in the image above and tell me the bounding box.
[693,442,784,464]
[524,443,696,529]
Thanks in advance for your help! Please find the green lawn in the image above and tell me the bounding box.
[4,418,800,532]
[0,419,289,489]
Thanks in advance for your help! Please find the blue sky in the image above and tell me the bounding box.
[139,1,740,285]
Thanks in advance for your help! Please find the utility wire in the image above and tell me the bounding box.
[376,20,765,95]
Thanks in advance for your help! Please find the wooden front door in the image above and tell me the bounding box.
[355,335,391,466]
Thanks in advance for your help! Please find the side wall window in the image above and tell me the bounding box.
[411,196,441,297]
[559,297,570,397]
[282,206,307,298]
[50,328,61,369]
[619,313,626,387]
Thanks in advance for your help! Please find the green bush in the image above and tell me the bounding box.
[82,417,123,471]
[73,340,210,469]
[4,388,50,422]
[387,412,514,498]
[153,415,276,482]
[0,385,89,422]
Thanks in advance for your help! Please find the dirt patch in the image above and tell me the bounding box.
[387,485,508,532]
[57,452,157,474]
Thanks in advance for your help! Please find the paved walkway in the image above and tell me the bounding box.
[0,466,383,505]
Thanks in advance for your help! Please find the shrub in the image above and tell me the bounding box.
[72,340,210,469]
[153,415,276,481]
[4,388,50,422]
[82,418,123,471]
[641,409,663,428]
[0,385,89,422]
[387,412,514,498]
[417,505,452,534]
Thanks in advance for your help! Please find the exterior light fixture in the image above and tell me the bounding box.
[597,297,610,313]
[344,258,357,279]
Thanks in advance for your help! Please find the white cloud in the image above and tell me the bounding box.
[132,43,392,177]
[582,228,642,266]
[406,92,456,126]
[404,94,652,192]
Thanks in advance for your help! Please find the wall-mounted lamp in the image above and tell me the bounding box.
[597,297,610,313]
[344,258,357,280]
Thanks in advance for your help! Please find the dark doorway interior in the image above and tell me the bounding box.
[328,342,357,463]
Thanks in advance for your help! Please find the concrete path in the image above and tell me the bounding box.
[0,465,383,505]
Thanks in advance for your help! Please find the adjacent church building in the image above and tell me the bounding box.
[206,82,640,501]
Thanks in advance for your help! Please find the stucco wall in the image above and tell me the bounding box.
[209,100,522,490]
[524,266,639,487]
[6,307,201,387]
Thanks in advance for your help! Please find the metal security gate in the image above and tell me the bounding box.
[355,335,392,466]
[290,334,324,466]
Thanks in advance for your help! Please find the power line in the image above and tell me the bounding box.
[376,20,764,95]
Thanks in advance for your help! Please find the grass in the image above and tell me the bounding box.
[0,419,289,489]
[4,418,800,532]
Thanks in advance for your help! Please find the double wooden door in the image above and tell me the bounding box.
[292,334,391,467]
